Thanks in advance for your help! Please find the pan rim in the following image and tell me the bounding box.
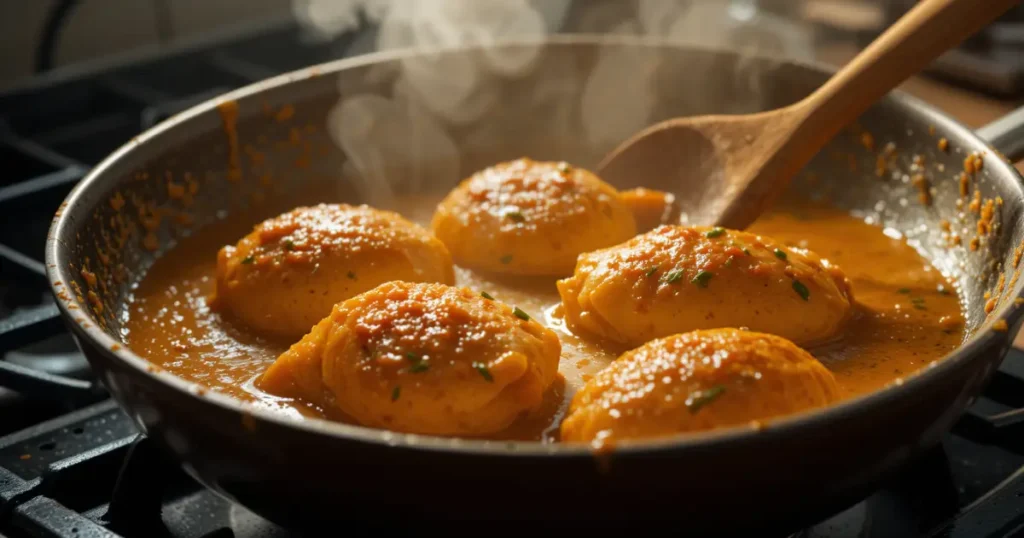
[44,33,1024,457]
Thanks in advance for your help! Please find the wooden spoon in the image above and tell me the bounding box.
[598,0,1019,230]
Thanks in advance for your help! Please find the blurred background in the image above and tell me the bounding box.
[3,1,1024,121]
[1,1,1023,92]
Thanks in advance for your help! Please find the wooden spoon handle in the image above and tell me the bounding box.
[796,0,1017,132]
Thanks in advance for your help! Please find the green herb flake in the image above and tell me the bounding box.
[911,297,927,310]
[241,255,255,265]
[792,280,810,301]
[897,288,911,294]
[644,266,659,278]
[556,162,572,174]
[391,386,401,402]
[691,270,714,288]
[743,248,752,256]
[347,270,357,280]
[480,291,495,300]
[705,227,726,239]
[662,269,685,284]
[283,240,295,251]
[405,352,429,373]
[500,254,513,264]
[506,210,526,223]
[513,306,531,321]
[687,385,725,413]
[937,286,951,296]
[473,362,494,382]
[773,248,787,261]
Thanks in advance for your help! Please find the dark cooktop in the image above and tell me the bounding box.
[0,8,1023,538]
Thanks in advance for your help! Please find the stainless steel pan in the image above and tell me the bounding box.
[44,36,1024,534]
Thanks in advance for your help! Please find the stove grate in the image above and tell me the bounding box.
[0,20,357,417]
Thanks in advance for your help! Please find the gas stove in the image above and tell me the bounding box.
[1,7,1024,538]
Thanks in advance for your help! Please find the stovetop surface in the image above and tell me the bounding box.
[1,4,1024,537]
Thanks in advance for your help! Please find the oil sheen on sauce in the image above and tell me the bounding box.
[122,197,965,442]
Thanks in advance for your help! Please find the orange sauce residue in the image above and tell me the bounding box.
[217,100,242,182]
[274,104,295,122]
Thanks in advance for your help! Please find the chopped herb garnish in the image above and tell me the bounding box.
[241,255,255,264]
[773,248,787,261]
[347,270,357,280]
[513,306,531,321]
[705,227,726,238]
[897,288,911,294]
[500,255,513,264]
[792,280,810,301]
[506,211,526,223]
[473,362,494,382]
[743,248,752,255]
[687,385,725,413]
[556,162,572,174]
[911,297,927,310]
[391,386,401,402]
[405,352,429,373]
[644,266,659,278]
[937,286,951,296]
[691,270,714,288]
[283,240,295,250]
[724,258,733,267]
[663,269,685,284]
[481,291,495,300]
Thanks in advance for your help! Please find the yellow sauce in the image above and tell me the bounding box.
[123,195,964,442]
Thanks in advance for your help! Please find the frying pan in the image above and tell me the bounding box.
[43,36,1024,535]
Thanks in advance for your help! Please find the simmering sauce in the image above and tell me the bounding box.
[123,195,964,441]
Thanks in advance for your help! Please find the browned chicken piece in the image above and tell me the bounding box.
[557,224,854,348]
[560,328,840,444]
[212,203,454,340]
[259,281,561,436]
[431,157,637,276]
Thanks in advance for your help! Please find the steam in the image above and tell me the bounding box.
[290,0,815,207]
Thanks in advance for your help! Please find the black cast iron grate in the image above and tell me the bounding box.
[0,17,360,538]
[0,7,1022,538]
[0,17,365,420]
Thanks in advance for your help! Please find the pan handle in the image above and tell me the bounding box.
[976,105,1024,162]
